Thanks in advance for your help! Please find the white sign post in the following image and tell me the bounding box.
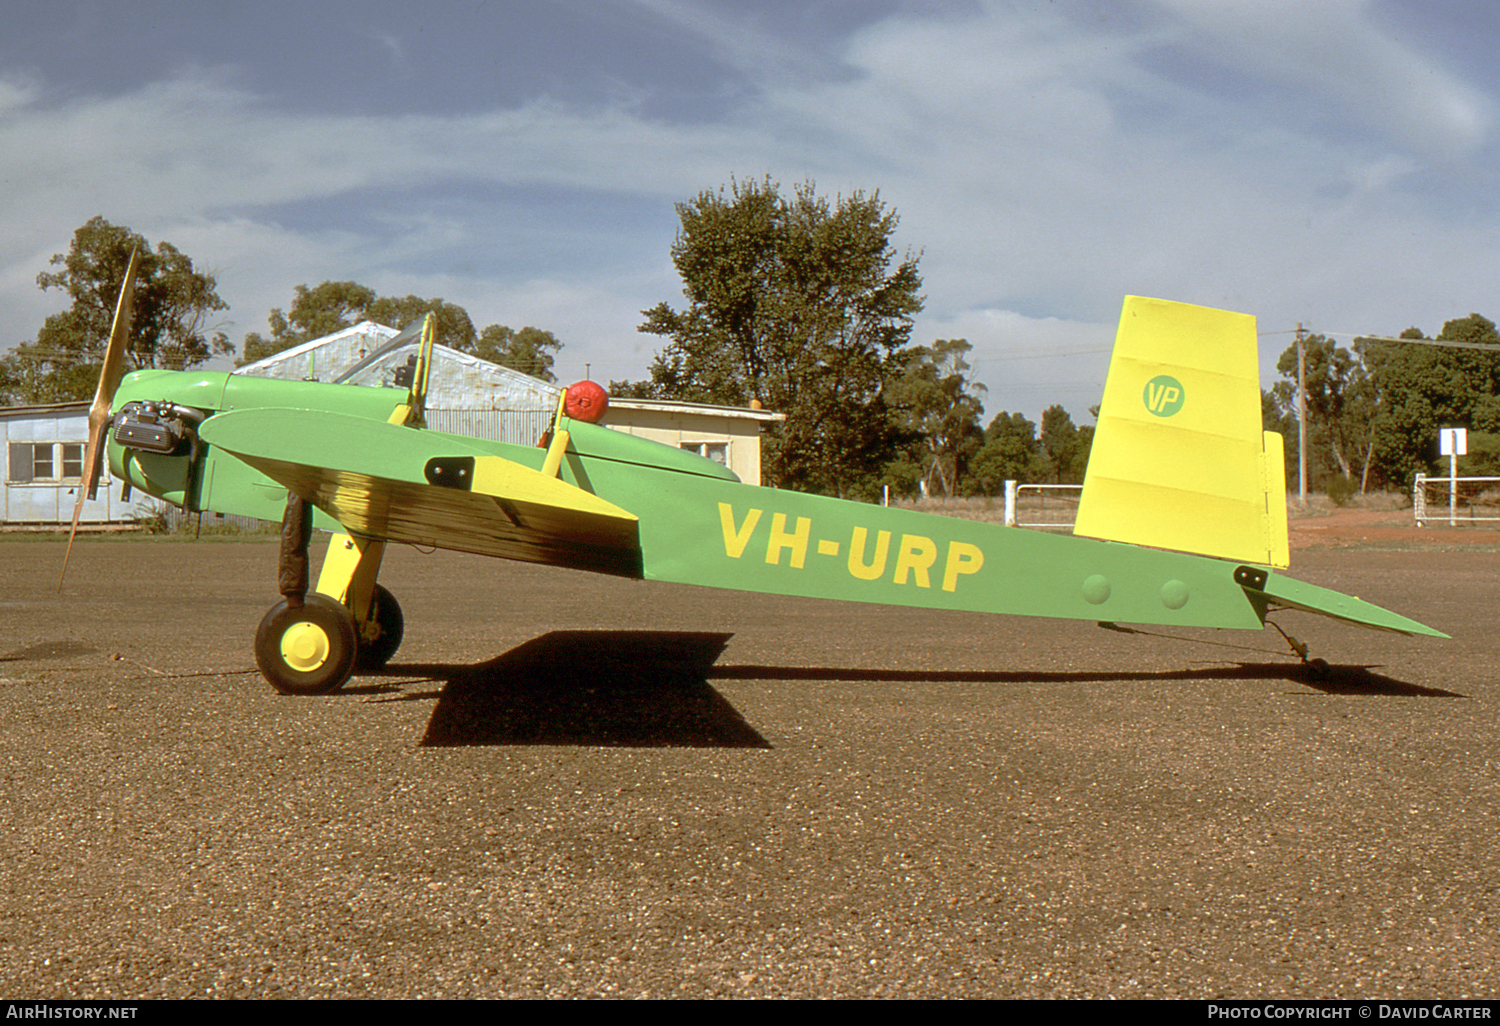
[1440,428,1468,526]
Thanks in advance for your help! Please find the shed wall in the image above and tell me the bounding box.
[1,408,123,524]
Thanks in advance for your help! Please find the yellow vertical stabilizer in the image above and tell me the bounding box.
[1073,297,1290,568]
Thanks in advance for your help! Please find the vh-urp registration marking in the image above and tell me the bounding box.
[718,503,984,593]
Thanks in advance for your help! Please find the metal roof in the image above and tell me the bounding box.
[0,401,89,420]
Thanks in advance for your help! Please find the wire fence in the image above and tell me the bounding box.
[1413,474,1500,527]
[1004,481,1083,530]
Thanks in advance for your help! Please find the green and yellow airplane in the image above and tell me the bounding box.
[62,252,1445,695]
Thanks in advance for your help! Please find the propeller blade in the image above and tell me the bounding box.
[60,247,141,590]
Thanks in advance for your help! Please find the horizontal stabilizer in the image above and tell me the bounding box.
[1248,571,1449,639]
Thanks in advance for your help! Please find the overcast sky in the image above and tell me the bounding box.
[3,0,1498,421]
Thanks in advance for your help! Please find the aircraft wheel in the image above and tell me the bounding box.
[254,594,358,695]
[355,585,404,670]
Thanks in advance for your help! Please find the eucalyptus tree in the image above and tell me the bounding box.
[3,217,229,403]
[637,178,924,497]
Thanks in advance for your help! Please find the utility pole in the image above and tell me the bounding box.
[1295,322,1307,507]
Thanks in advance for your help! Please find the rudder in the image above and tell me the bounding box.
[1073,296,1289,568]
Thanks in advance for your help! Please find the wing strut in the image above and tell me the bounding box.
[388,313,436,427]
[540,390,571,478]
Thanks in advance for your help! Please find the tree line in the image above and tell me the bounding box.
[0,217,566,404]
[16,194,1486,501]
[1264,317,1500,493]
[1,202,1095,500]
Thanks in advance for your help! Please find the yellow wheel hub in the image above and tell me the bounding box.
[281,621,332,673]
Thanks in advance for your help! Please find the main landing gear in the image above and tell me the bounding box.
[255,594,360,695]
[253,496,403,695]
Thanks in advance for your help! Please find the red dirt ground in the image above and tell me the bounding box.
[1289,505,1500,550]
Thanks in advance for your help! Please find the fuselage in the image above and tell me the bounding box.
[108,367,1286,632]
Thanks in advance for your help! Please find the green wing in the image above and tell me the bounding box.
[199,408,642,578]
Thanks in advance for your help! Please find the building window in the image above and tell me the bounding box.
[32,445,54,481]
[7,442,86,485]
[680,441,728,465]
[61,443,84,479]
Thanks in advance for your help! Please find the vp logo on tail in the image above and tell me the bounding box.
[1143,375,1184,417]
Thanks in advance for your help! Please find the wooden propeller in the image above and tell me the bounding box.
[59,248,140,590]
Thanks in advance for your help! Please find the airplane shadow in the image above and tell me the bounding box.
[366,631,1462,749]
[707,660,1466,698]
[374,631,771,749]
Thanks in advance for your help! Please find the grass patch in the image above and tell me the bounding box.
[0,521,286,544]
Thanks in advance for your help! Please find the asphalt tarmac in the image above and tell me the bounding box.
[1,537,1495,999]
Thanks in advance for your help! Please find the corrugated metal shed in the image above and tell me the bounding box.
[235,322,399,384]
[236,321,563,445]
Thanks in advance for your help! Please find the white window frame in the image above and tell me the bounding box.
[679,440,729,466]
[7,441,86,485]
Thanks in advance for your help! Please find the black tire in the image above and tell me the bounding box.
[354,584,403,670]
[254,594,359,695]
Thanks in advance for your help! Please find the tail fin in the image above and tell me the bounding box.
[1073,297,1290,568]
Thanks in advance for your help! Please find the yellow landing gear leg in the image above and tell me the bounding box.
[317,533,405,671]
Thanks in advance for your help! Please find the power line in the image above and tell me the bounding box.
[1254,327,1500,354]
[1348,333,1500,353]
[1261,327,1500,353]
